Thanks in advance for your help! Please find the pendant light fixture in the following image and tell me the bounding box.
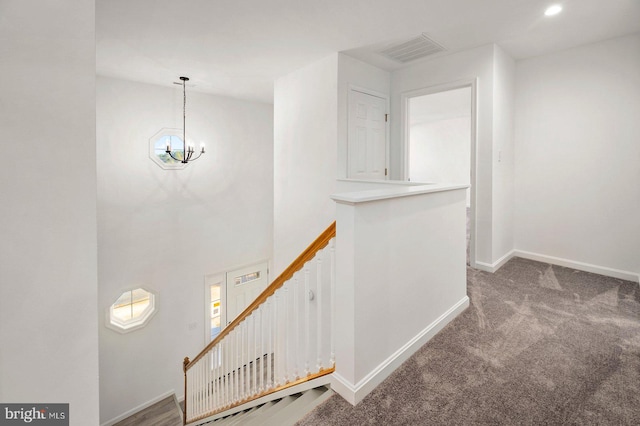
[165,76,205,163]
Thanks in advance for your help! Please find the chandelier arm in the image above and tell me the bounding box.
[166,151,184,162]
[186,150,204,162]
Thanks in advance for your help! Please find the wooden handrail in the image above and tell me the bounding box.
[185,221,336,370]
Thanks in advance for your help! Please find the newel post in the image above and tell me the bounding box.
[183,356,190,425]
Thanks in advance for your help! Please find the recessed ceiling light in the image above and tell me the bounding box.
[544,4,563,16]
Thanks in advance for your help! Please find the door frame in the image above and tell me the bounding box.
[203,259,270,345]
[204,272,224,344]
[400,78,478,268]
[347,85,390,180]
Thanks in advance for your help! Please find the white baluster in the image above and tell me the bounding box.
[213,347,218,410]
[253,311,258,396]
[214,346,219,410]
[259,305,265,393]
[245,318,250,398]
[304,264,311,376]
[191,368,195,417]
[193,363,197,417]
[227,332,231,405]
[190,366,194,418]
[228,336,232,405]
[330,238,336,367]
[273,289,280,386]
[194,363,199,417]
[187,370,191,420]
[283,285,289,384]
[209,351,213,413]
[266,300,272,390]
[223,339,228,407]
[245,319,250,398]
[186,370,190,420]
[206,357,209,412]
[293,275,300,379]
[235,327,240,402]
[198,362,202,416]
[247,315,252,398]
[240,322,245,400]
[204,353,209,414]
[317,250,323,372]
[202,361,205,415]
[228,337,233,407]
[233,329,236,402]
[217,344,222,409]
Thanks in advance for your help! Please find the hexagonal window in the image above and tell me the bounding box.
[107,288,157,333]
[149,128,187,170]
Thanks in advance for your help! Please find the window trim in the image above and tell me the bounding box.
[106,287,158,334]
[149,128,189,170]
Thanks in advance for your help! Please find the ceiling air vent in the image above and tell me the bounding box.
[379,33,445,63]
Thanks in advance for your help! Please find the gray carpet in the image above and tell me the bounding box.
[297,258,640,425]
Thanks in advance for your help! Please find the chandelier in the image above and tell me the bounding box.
[165,76,205,163]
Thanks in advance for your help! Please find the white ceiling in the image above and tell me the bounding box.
[96,0,640,104]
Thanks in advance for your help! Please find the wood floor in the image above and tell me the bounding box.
[114,395,182,426]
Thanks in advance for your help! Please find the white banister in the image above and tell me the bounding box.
[304,264,311,377]
[293,277,300,379]
[316,251,323,371]
[330,238,336,366]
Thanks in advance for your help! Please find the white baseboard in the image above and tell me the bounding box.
[100,389,176,426]
[332,296,470,406]
[474,250,516,273]
[513,250,640,283]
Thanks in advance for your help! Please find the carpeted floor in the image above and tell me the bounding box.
[297,258,640,425]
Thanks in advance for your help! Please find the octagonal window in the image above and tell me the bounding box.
[149,128,187,169]
[107,288,157,333]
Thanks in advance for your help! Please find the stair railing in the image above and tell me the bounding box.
[183,222,336,424]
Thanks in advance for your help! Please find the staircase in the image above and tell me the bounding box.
[183,223,336,423]
[203,385,333,426]
[114,385,333,426]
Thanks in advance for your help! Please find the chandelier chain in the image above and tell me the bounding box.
[164,76,205,164]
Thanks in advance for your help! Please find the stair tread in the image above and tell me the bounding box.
[243,386,333,426]
[261,388,330,426]
[226,400,277,425]
[239,395,297,426]
[216,405,258,426]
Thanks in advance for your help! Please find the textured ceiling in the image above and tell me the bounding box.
[96,0,640,103]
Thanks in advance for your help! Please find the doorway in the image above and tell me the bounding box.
[402,80,476,266]
[204,261,269,343]
[347,87,389,179]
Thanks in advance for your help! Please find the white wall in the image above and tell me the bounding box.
[273,55,339,276]
[391,44,499,266]
[514,33,640,279]
[407,86,472,206]
[409,116,471,206]
[273,54,391,275]
[0,1,100,424]
[491,45,516,263]
[97,77,273,422]
[332,185,468,404]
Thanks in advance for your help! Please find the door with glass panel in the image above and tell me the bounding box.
[225,262,268,326]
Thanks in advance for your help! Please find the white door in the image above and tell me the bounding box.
[225,262,268,326]
[348,89,388,179]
